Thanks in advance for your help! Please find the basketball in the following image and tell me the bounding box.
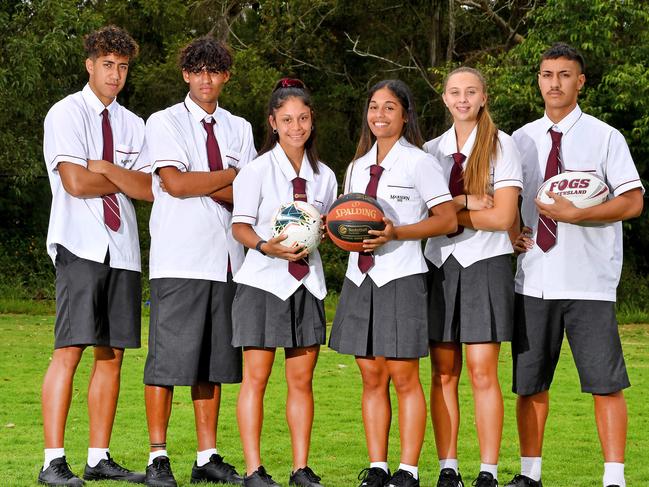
[536,171,609,208]
[326,193,385,252]
[271,201,323,253]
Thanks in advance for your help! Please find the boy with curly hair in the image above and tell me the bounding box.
[40,25,151,485]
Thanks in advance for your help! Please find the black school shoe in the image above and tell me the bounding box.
[83,453,145,482]
[191,454,244,484]
[38,456,85,486]
[145,456,177,487]
[386,469,419,487]
[503,475,542,487]
[472,471,498,487]
[243,466,281,487]
[289,466,324,487]
[357,467,390,487]
[437,468,464,487]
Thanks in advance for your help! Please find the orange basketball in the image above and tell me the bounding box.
[326,193,385,252]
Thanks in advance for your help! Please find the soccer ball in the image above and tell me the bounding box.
[271,201,322,253]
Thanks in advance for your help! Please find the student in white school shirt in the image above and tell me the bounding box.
[40,26,151,486]
[231,78,337,487]
[505,43,643,487]
[142,36,255,487]
[423,67,522,487]
[328,80,457,487]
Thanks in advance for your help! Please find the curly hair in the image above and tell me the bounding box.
[84,25,139,60]
[179,36,232,73]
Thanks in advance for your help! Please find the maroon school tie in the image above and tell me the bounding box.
[447,152,466,237]
[202,118,233,211]
[101,109,120,231]
[358,164,385,273]
[288,177,310,281]
[536,130,563,252]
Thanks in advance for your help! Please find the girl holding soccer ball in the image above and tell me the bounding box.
[231,78,337,487]
[423,67,522,487]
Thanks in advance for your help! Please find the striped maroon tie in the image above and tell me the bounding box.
[358,164,384,273]
[447,152,465,237]
[202,118,233,212]
[537,130,562,252]
[288,177,309,281]
[101,109,120,231]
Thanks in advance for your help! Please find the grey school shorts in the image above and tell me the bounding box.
[144,276,242,386]
[54,244,141,349]
[512,294,630,395]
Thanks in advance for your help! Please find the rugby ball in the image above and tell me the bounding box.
[271,201,322,254]
[536,171,609,208]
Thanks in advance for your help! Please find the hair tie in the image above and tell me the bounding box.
[275,78,306,90]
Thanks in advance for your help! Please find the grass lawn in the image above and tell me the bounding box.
[1,312,648,486]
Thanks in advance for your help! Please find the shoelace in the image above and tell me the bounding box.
[103,457,130,473]
[50,460,76,479]
[389,470,415,483]
[472,476,498,487]
[298,466,322,482]
[213,454,237,473]
[510,475,533,486]
[437,474,461,487]
[358,467,384,483]
[152,457,172,473]
[256,467,276,484]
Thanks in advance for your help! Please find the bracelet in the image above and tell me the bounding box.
[255,239,267,255]
[465,194,468,209]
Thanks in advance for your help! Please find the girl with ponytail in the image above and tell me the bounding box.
[423,67,523,487]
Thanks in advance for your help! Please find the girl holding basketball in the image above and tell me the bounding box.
[231,78,337,487]
[423,67,522,487]
[329,79,457,487]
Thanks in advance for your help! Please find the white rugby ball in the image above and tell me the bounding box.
[271,201,322,253]
[536,171,609,208]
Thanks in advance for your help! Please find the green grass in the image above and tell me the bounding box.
[0,314,648,486]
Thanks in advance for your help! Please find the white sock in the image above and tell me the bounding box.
[521,457,542,482]
[87,448,109,468]
[370,461,389,474]
[398,463,418,480]
[480,463,498,480]
[44,448,65,470]
[197,448,218,467]
[149,450,168,466]
[439,458,459,474]
[603,462,625,487]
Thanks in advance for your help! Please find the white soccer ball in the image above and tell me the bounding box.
[271,201,322,253]
[536,171,610,208]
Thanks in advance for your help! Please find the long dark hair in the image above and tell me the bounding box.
[353,79,424,161]
[258,78,320,174]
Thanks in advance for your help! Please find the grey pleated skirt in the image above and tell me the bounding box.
[232,284,326,348]
[427,254,514,343]
[329,274,429,358]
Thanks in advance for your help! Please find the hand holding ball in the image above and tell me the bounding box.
[536,171,609,208]
[326,193,386,252]
[271,201,323,253]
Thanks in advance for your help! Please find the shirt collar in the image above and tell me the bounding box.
[440,124,477,159]
[82,84,117,116]
[359,136,412,172]
[184,93,219,124]
[542,104,582,135]
[271,143,315,182]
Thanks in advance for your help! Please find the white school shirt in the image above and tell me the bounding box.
[232,144,337,300]
[424,126,523,268]
[43,84,147,271]
[147,94,256,281]
[343,138,452,287]
[512,105,644,302]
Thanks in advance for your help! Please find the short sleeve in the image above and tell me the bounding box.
[127,117,150,173]
[43,102,88,172]
[605,129,644,196]
[232,163,262,225]
[238,121,257,170]
[145,112,190,173]
[493,133,523,191]
[413,153,452,208]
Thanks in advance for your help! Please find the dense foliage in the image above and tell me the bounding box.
[1,0,647,309]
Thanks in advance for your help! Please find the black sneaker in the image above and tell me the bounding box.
[145,456,177,487]
[84,453,146,483]
[244,466,281,487]
[357,467,390,487]
[191,454,244,484]
[289,466,324,487]
[386,469,419,487]
[472,472,498,487]
[437,468,464,487]
[503,475,542,487]
[38,456,85,486]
